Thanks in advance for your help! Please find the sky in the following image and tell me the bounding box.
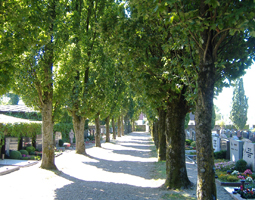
[214,63,255,126]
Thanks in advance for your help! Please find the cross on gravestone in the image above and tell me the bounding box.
[69,130,74,144]
[230,139,244,162]
[243,142,255,171]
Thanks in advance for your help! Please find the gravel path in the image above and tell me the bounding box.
[0,132,234,200]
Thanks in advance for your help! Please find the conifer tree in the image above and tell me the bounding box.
[230,78,248,130]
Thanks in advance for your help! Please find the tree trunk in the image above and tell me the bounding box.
[195,68,216,199]
[152,120,159,149]
[196,49,216,200]
[95,112,101,147]
[72,113,86,154]
[157,108,166,161]
[112,117,116,139]
[121,115,124,136]
[117,116,121,137]
[105,116,110,142]
[41,101,57,169]
[165,97,191,189]
[195,2,217,199]
[132,120,135,132]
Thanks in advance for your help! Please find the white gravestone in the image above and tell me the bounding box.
[213,137,221,152]
[243,142,255,171]
[69,130,74,144]
[230,139,244,162]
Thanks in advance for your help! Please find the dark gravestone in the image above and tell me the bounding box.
[243,131,249,139]
[22,137,32,148]
[221,139,230,159]
[5,137,18,156]
[36,134,42,151]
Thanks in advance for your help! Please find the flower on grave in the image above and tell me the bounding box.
[246,177,253,182]
[231,170,239,175]
[238,175,245,179]
[244,169,253,176]
[240,185,244,191]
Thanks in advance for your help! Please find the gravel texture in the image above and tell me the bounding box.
[0,132,234,200]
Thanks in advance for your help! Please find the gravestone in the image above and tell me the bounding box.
[243,131,249,139]
[213,137,221,152]
[230,139,244,162]
[5,137,18,156]
[55,132,62,146]
[185,130,190,140]
[69,130,74,144]
[221,139,230,159]
[36,134,42,151]
[191,130,196,141]
[225,129,231,138]
[243,142,255,171]
[22,137,32,148]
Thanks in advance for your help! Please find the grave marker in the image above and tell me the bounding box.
[36,134,42,151]
[5,137,18,156]
[230,139,244,162]
[243,142,255,171]
[213,137,221,152]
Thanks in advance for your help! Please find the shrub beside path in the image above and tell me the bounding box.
[0,132,233,200]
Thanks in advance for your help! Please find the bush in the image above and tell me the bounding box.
[10,150,22,159]
[59,139,64,147]
[235,159,247,172]
[218,173,239,182]
[191,141,196,147]
[226,175,239,182]
[214,150,227,159]
[185,139,193,145]
[26,146,35,154]
[19,150,29,155]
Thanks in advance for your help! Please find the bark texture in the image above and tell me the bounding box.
[105,116,110,142]
[152,120,159,149]
[95,113,101,147]
[72,114,86,154]
[117,116,121,137]
[165,97,191,189]
[112,117,116,139]
[157,108,166,161]
[41,101,57,169]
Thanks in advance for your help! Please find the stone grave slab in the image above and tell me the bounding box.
[243,142,255,171]
[22,137,32,148]
[36,134,42,151]
[230,139,244,162]
[55,132,62,146]
[221,139,230,159]
[213,137,221,152]
[5,137,18,156]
